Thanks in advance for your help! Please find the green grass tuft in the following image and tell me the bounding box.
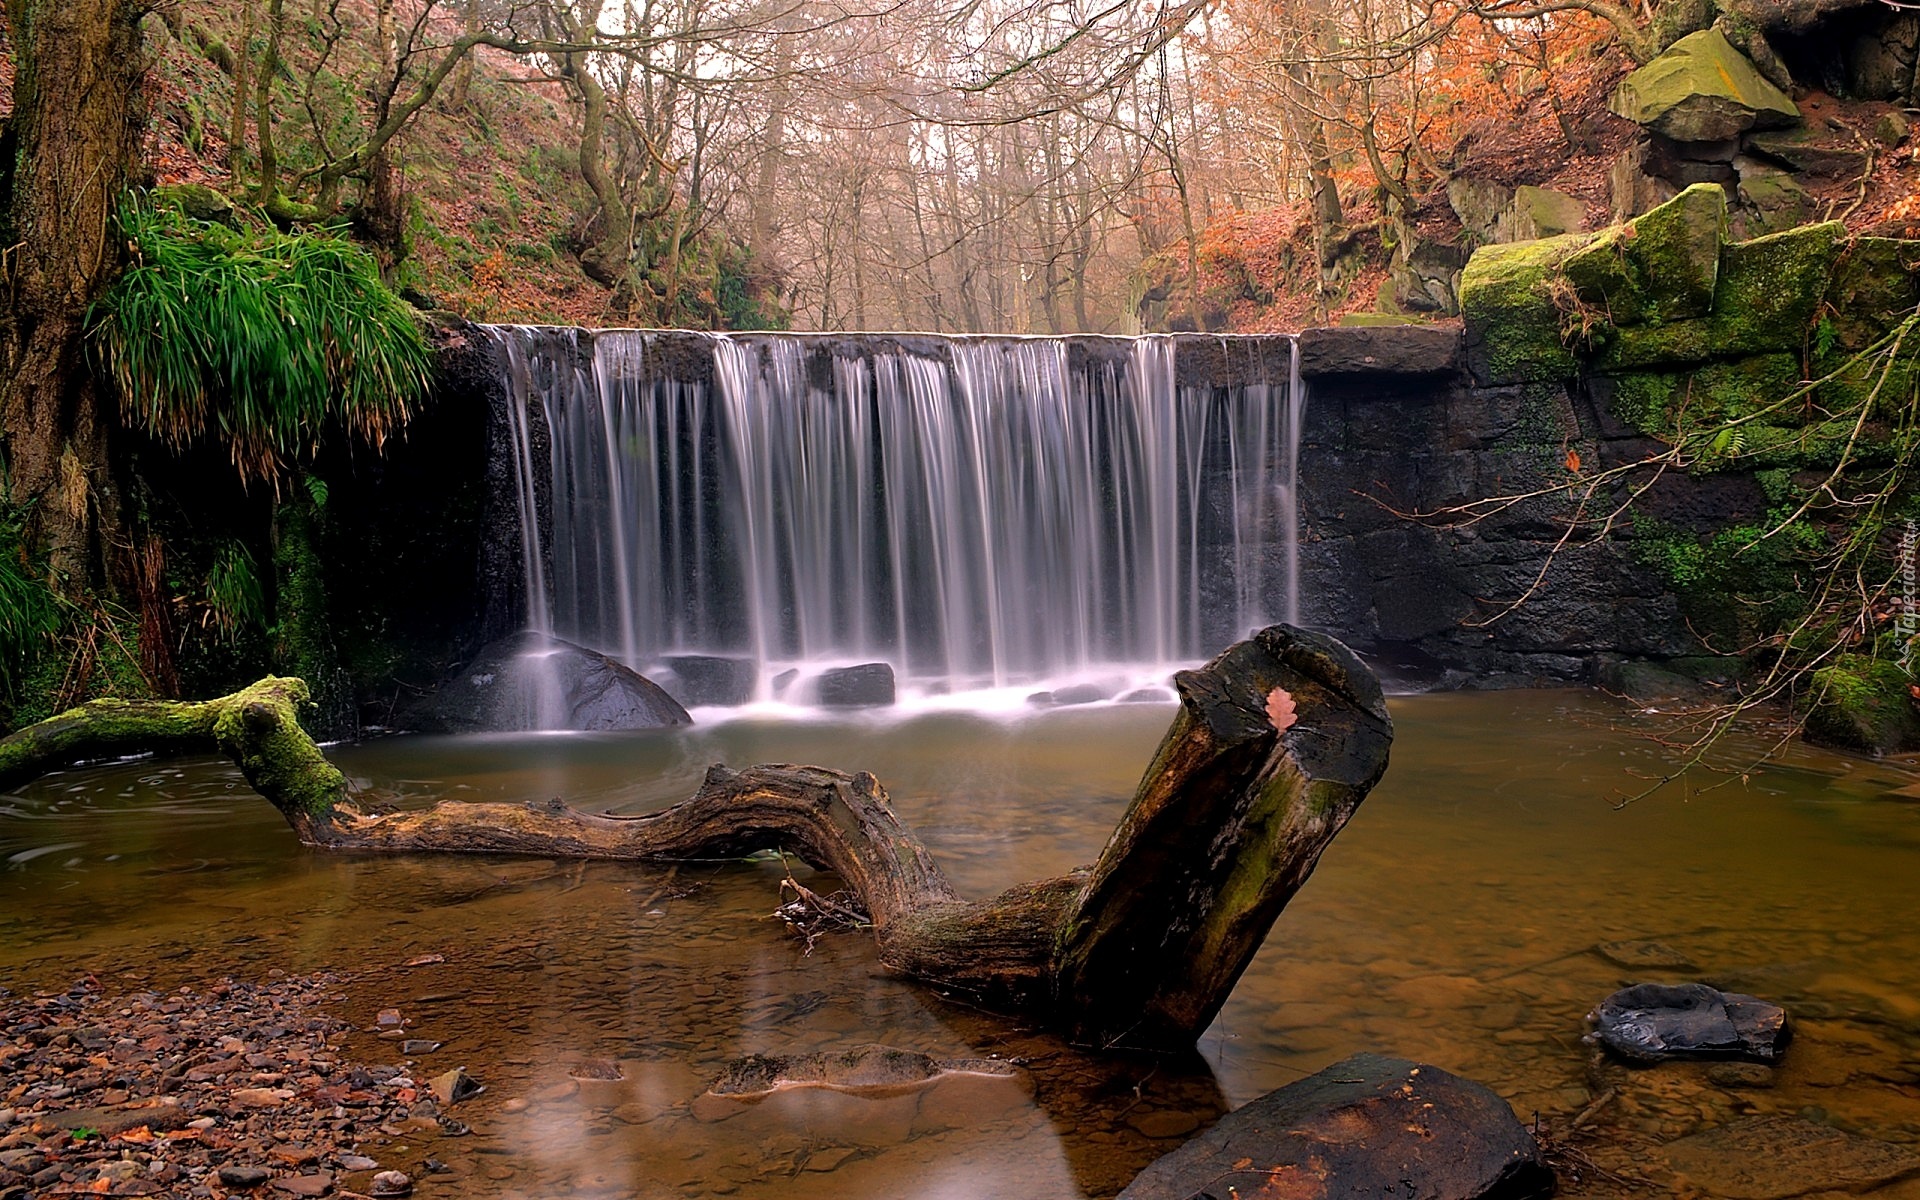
[90,196,432,484]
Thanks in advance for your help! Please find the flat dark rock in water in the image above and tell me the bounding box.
[816,662,895,707]
[707,1044,1016,1099]
[412,632,690,732]
[1118,1053,1552,1200]
[661,654,757,707]
[1588,982,1789,1064]
[1662,1116,1920,1199]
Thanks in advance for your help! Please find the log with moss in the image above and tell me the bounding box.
[0,625,1392,1051]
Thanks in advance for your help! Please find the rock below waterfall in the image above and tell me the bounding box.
[1118,1054,1551,1200]
[817,663,896,707]
[1587,982,1790,1064]
[661,655,758,707]
[413,633,691,732]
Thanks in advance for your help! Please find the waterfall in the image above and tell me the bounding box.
[1282,336,1307,627]
[491,328,1300,706]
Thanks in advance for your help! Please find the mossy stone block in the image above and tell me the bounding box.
[1506,186,1587,240]
[1811,345,1920,425]
[1803,654,1920,756]
[1460,232,1593,385]
[1563,229,1647,325]
[152,183,236,226]
[1627,182,1727,321]
[1602,354,1801,435]
[1711,221,1842,353]
[1610,29,1800,142]
[1825,237,1920,351]
[1565,183,1726,329]
[1736,172,1813,237]
[1592,220,1838,370]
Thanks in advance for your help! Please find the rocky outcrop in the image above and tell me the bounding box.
[412,632,691,732]
[1118,1054,1552,1200]
[1587,982,1791,1064]
[1504,185,1587,241]
[1460,182,1873,388]
[1610,30,1800,143]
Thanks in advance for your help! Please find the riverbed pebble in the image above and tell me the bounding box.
[0,974,433,1198]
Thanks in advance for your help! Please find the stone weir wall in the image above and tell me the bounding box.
[439,324,1730,691]
[1291,324,1715,690]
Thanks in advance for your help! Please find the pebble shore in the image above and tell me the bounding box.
[0,973,440,1199]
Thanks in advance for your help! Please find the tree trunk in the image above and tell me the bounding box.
[0,626,1392,1051]
[0,0,146,590]
[231,0,257,175]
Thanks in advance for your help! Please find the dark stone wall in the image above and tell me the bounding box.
[315,323,515,719]
[1295,326,1738,689]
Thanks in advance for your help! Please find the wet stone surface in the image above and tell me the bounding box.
[1118,1054,1552,1200]
[1587,983,1791,1065]
[1661,1115,1920,1199]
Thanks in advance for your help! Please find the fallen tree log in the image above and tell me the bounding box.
[0,625,1392,1050]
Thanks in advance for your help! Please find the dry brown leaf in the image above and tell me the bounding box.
[1266,687,1298,732]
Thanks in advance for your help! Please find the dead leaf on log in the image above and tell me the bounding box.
[1266,687,1298,733]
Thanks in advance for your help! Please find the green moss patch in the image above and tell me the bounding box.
[1460,232,1593,385]
[1802,654,1920,756]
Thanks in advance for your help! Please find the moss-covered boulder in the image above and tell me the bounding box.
[1460,232,1592,385]
[1610,29,1800,143]
[1564,182,1727,328]
[1505,186,1587,241]
[1736,171,1813,238]
[1802,654,1920,756]
[1711,221,1843,350]
[1448,176,1513,245]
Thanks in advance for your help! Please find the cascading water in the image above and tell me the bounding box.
[492,327,1301,709]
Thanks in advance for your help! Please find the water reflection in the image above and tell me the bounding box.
[2,691,1918,1197]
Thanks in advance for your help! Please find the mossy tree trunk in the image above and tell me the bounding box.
[0,626,1392,1051]
[0,677,349,838]
[0,0,147,589]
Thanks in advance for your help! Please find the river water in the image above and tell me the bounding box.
[4,690,1919,1197]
